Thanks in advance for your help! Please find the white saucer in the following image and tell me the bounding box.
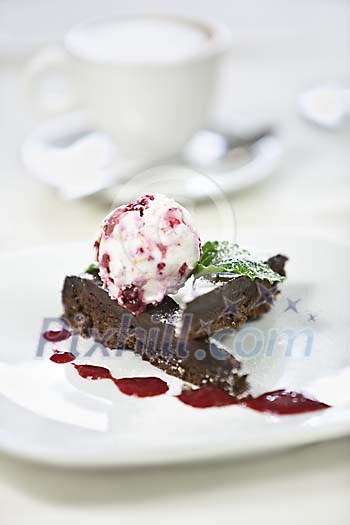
[21,112,283,201]
[0,231,349,468]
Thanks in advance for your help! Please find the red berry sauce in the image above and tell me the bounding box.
[177,386,330,414]
[47,336,329,412]
[243,389,330,415]
[50,351,76,364]
[43,329,71,342]
[114,377,169,397]
[177,385,239,408]
[73,364,113,380]
[72,364,168,397]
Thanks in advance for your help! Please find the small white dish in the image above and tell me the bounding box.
[21,112,282,202]
[0,231,349,468]
[298,85,350,130]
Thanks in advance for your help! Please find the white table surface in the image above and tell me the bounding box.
[0,1,349,523]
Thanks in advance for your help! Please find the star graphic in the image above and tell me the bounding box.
[197,319,213,336]
[308,312,318,322]
[254,282,279,309]
[284,297,301,313]
[222,296,242,317]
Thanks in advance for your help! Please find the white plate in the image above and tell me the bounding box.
[0,232,349,467]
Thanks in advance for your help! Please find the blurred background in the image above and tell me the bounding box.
[0,2,349,524]
[0,0,349,254]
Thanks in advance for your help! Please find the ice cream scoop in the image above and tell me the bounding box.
[94,193,201,314]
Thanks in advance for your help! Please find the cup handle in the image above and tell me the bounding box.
[23,45,77,117]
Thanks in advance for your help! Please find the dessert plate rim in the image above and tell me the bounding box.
[0,231,349,468]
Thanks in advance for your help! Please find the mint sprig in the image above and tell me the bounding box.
[194,241,284,283]
[85,263,99,277]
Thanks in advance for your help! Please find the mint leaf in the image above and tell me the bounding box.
[85,263,99,276]
[194,241,284,283]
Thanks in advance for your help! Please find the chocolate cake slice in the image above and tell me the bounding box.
[187,255,287,338]
[62,254,287,396]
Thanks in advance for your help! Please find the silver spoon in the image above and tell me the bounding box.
[182,127,273,168]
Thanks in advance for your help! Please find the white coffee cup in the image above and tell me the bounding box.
[24,14,231,160]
